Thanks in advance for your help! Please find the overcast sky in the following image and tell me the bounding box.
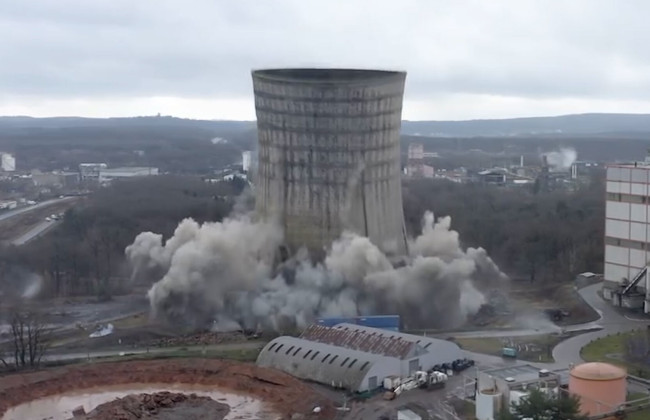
[1,0,650,120]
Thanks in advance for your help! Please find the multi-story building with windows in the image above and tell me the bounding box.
[602,158,650,312]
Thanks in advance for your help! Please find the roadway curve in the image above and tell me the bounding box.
[551,282,650,365]
[460,282,650,370]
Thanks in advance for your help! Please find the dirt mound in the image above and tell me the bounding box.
[78,391,229,420]
[0,359,334,419]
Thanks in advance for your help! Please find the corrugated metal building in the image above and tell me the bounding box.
[256,323,462,392]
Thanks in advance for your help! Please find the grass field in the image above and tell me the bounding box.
[454,333,572,363]
[580,330,650,378]
[626,392,650,420]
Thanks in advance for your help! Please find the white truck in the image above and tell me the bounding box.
[415,370,448,391]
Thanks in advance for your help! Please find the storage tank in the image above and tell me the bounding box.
[252,68,409,258]
[475,387,503,420]
[569,362,626,417]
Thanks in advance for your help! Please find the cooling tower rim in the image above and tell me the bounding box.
[252,68,406,84]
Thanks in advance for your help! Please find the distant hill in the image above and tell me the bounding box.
[3,113,650,138]
[0,116,255,133]
[401,113,650,137]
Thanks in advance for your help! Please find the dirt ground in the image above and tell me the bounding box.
[0,359,336,419]
[81,391,230,420]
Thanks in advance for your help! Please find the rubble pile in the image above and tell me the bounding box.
[79,392,229,420]
[0,359,335,419]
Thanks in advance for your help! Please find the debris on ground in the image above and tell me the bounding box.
[0,358,335,419]
[89,323,114,338]
[80,392,229,420]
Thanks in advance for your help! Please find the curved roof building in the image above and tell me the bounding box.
[256,323,463,392]
[251,68,409,258]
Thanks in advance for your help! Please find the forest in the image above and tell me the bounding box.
[0,173,604,299]
[402,176,604,282]
[0,175,246,298]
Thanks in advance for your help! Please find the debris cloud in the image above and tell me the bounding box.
[126,211,507,331]
[543,147,577,171]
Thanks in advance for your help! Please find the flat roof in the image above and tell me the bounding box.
[483,364,545,383]
[607,163,650,169]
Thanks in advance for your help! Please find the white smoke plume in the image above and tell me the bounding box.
[126,211,507,331]
[543,147,577,171]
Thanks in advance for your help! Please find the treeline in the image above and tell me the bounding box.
[402,177,604,282]
[0,125,247,173]
[1,174,604,299]
[0,176,246,299]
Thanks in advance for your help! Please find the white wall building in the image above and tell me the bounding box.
[242,151,252,172]
[603,162,650,313]
[1,153,16,172]
[407,143,424,160]
[98,167,159,183]
[79,163,108,180]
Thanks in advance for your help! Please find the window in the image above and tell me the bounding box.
[268,343,277,352]
[340,357,350,366]
[322,354,331,363]
[286,345,295,355]
[359,361,370,370]
[329,355,339,364]
[310,351,320,360]
[275,344,284,353]
[424,343,432,349]
[292,347,301,356]
[303,350,312,359]
[348,359,357,368]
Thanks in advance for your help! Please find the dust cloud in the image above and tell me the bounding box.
[126,211,507,332]
[543,147,577,171]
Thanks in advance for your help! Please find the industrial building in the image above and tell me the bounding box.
[79,163,108,181]
[475,365,564,420]
[475,362,629,420]
[252,68,409,258]
[405,143,434,179]
[1,152,15,172]
[98,167,159,184]
[602,155,650,313]
[241,151,252,172]
[256,323,462,393]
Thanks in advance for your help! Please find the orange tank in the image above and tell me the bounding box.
[569,362,626,418]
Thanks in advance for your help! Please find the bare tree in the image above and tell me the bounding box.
[2,308,51,370]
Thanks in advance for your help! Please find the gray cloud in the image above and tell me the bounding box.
[1,0,650,117]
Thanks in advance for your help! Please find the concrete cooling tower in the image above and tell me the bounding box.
[252,68,408,258]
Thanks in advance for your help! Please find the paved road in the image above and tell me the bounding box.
[456,282,650,370]
[552,282,650,365]
[11,219,58,246]
[0,197,74,223]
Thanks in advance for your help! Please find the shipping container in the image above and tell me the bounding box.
[357,315,400,328]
